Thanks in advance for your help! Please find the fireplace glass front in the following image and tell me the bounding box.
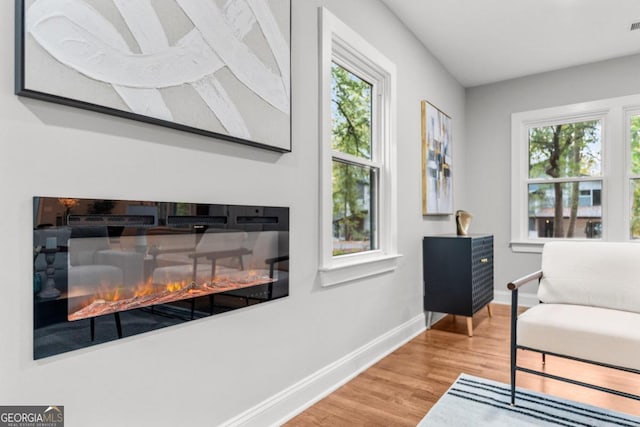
[33,197,289,359]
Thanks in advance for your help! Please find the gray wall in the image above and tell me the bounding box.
[465,54,640,302]
[0,1,464,425]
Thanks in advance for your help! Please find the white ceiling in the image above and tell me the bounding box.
[380,0,640,87]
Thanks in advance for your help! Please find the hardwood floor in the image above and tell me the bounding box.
[286,303,640,426]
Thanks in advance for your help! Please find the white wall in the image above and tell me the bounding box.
[465,54,640,303]
[0,1,465,425]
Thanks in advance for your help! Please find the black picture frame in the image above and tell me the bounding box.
[15,0,292,153]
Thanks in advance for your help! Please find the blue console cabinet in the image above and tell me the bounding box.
[423,234,494,336]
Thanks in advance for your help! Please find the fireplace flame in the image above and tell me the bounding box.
[79,278,193,309]
[166,281,185,293]
[68,270,275,321]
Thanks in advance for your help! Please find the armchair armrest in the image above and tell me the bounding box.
[188,248,252,261]
[508,270,543,390]
[148,246,196,258]
[265,255,289,279]
[507,270,543,291]
[186,248,253,280]
[147,246,197,269]
[264,255,289,266]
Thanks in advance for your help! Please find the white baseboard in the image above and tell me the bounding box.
[493,290,539,307]
[221,313,427,427]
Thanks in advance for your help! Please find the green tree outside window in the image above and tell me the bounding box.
[528,120,602,238]
[630,116,640,238]
[331,63,377,255]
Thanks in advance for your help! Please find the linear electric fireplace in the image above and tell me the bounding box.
[33,197,289,359]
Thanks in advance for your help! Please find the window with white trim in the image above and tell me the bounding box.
[526,118,603,239]
[318,7,399,286]
[628,111,640,239]
[331,62,377,256]
[511,94,640,253]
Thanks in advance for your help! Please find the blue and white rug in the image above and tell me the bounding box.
[418,374,640,426]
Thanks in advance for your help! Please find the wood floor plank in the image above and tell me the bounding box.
[285,304,640,426]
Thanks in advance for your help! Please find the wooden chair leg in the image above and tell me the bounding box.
[487,304,493,317]
[466,317,473,337]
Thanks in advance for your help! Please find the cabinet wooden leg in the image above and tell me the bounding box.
[466,317,473,337]
[487,304,493,318]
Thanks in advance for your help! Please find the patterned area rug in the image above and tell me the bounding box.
[418,374,640,426]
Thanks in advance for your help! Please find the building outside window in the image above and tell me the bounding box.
[526,119,603,239]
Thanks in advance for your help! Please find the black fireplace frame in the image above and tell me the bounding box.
[33,197,289,359]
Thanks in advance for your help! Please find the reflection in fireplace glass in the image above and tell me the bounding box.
[33,197,289,359]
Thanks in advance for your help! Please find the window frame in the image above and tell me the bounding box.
[625,107,640,240]
[330,60,379,256]
[510,95,640,253]
[318,7,400,286]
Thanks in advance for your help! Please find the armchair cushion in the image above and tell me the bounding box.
[518,303,640,371]
[538,241,640,314]
[68,226,110,265]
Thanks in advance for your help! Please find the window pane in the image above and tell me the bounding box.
[528,120,601,179]
[528,181,602,238]
[332,160,378,255]
[331,63,372,160]
[631,179,640,239]
[631,115,640,175]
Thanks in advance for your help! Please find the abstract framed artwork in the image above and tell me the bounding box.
[421,100,453,215]
[15,0,291,152]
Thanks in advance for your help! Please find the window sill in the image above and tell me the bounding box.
[510,238,611,253]
[319,253,402,287]
[510,241,545,254]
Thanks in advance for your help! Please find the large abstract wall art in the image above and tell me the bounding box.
[421,100,453,215]
[15,0,291,152]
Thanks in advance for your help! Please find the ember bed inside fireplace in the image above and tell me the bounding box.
[33,197,289,359]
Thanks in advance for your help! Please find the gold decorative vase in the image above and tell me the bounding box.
[456,210,473,236]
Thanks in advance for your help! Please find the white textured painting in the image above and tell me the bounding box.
[16,0,291,151]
